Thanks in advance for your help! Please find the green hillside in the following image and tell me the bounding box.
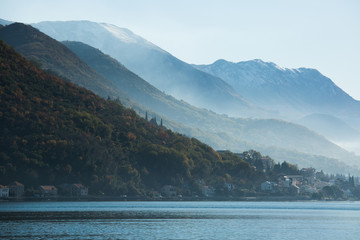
[0,23,129,103]
[0,40,264,196]
[1,22,358,175]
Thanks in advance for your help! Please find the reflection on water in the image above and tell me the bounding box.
[1,201,360,240]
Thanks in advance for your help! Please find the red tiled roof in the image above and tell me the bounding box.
[40,185,57,190]
[10,181,24,186]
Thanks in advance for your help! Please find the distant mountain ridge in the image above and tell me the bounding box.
[32,20,266,118]
[194,59,360,149]
[194,59,360,121]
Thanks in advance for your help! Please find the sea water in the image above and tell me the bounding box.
[0,201,359,239]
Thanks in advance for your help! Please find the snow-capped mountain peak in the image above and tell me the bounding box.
[32,20,164,53]
[99,23,163,52]
[100,23,138,43]
[194,58,359,120]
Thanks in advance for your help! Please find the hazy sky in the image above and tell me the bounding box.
[1,0,360,100]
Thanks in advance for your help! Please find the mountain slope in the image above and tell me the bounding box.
[32,20,263,117]
[62,40,206,123]
[297,114,360,155]
[0,23,129,103]
[194,59,360,122]
[298,114,360,142]
[0,18,12,26]
[1,39,265,195]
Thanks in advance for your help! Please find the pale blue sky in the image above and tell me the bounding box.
[1,0,360,100]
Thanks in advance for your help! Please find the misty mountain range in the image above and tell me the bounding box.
[32,21,263,118]
[194,59,360,133]
[0,19,359,175]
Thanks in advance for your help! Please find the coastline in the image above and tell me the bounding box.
[2,195,354,202]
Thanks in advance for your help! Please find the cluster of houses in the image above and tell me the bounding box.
[1,168,357,200]
[0,181,88,199]
[260,167,357,197]
[154,168,359,199]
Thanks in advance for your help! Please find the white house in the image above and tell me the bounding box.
[0,185,9,198]
[261,181,277,191]
[71,184,88,197]
[279,176,291,188]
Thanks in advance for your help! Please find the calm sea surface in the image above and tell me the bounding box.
[0,201,359,239]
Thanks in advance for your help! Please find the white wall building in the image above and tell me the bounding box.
[0,185,9,198]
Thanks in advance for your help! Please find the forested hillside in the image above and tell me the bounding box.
[0,22,129,103]
[0,40,264,196]
[1,22,358,176]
